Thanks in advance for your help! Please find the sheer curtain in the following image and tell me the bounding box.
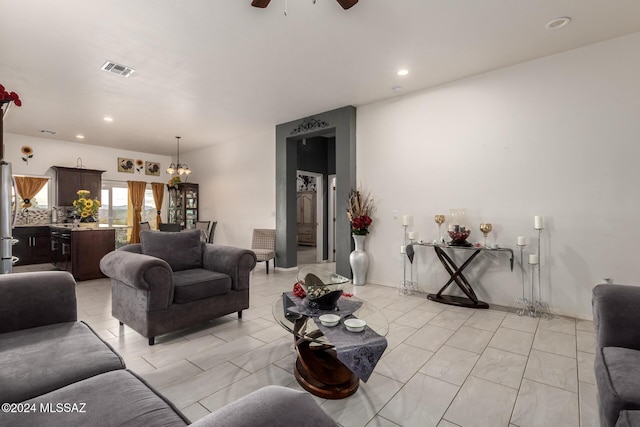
[127,181,147,243]
[151,182,164,230]
[14,176,48,208]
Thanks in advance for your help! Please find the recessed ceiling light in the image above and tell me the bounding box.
[397,69,409,76]
[103,116,113,122]
[545,17,571,30]
[76,134,85,139]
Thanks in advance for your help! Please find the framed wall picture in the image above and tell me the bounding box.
[145,161,160,176]
[118,157,134,173]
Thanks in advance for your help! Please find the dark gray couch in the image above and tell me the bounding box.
[0,271,336,427]
[100,229,257,345]
[593,284,640,427]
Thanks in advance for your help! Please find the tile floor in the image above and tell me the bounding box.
[18,263,599,426]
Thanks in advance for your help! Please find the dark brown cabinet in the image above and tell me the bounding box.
[167,183,199,229]
[13,226,51,265]
[50,226,115,281]
[52,166,105,206]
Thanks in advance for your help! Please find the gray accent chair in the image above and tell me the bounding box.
[593,284,640,426]
[100,229,257,345]
[0,270,337,426]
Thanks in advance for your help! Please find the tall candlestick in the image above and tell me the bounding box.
[517,236,526,246]
[400,245,406,254]
[534,216,544,230]
[402,215,413,226]
[529,254,539,265]
[408,231,417,240]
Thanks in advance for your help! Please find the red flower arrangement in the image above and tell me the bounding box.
[351,215,372,235]
[347,189,375,235]
[0,84,22,107]
[292,282,306,298]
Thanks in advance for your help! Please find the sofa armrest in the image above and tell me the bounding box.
[0,271,77,333]
[119,243,142,254]
[593,284,640,350]
[100,250,174,311]
[189,385,336,427]
[202,245,257,291]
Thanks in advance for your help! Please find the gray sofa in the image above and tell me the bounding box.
[593,284,640,427]
[100,229,257,345]
[0,270,336,427]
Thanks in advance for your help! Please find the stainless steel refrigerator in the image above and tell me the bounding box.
[0,160,17,274]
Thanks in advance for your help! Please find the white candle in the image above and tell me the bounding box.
[402,215,413,226]
[517,236,526,246]
[400,245,406,254]
[408,231,417,240]
[534,216,544,230]
[529,254,539,265]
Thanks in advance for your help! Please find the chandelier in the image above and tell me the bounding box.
[166,136,191,175]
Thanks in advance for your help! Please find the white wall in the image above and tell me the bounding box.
[3,133,171,184]
[182,129,276,249]
[9,32,637,320]
[357,32,640,319]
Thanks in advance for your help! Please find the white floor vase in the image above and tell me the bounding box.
[349,234,369,286]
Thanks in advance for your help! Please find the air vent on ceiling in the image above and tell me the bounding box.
[101,61,135,77]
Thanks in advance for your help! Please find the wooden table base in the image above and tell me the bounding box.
[294,335,359,399]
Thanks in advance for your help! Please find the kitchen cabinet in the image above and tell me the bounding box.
[50,226,115,281]
[13,226,51,265]
[167,183,198,229]
[52,166,105,206]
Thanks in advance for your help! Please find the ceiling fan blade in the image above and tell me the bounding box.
[336,0,358,9]
[251,0,271,8]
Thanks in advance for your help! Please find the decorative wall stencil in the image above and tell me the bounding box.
[21,146,33,165]
[145,161,160,176]
[135,159,144,174]
[297,174,317,191]
[118,157,134,173]
[290,116,330,135]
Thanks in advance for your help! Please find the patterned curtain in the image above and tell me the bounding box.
[151,182,164,230]
[14,176,48,208]
[127,181,147,243]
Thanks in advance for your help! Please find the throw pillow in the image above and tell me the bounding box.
[140,229,202,271]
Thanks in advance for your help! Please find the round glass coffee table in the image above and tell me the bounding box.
[273,267,388,399]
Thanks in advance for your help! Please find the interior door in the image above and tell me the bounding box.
[297,191,317,246]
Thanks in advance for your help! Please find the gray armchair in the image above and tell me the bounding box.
[100,229,257,345]
[593,284,640,426]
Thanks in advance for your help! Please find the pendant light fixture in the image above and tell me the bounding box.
[166,136,191,176]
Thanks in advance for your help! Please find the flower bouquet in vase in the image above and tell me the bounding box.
[73,190,100,224]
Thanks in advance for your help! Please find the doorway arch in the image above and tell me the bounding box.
[275,106,356,278]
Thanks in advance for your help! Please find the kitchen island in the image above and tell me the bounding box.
[50,225,115,281]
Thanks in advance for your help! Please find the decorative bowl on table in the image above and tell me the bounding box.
[297,266,350,311]
[447,228,471,246]
[344,318,367,332]
[447,208,473,247]
[319,314,340,327]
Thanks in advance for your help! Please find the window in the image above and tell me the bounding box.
[102,181,159,248]
[15,179,50,210]
[101,181,158,228]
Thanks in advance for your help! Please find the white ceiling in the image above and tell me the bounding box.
[2,0,640,156]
